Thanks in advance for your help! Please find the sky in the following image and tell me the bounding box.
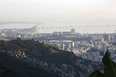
[0,0,116,33]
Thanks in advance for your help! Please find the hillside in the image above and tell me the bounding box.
[0,52,60,77]
[0,38,103,77]
[0,62,21,77]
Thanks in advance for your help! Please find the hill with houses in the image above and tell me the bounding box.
[0,38,103,77]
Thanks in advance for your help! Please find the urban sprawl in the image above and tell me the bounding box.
[0,26,116,62]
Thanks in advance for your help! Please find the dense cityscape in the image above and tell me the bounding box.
[1,26,116,63]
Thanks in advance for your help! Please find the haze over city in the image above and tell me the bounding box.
[0,0,116,33]
[1,1,116,77]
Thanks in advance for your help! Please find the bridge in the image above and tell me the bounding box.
[38,25,116,30]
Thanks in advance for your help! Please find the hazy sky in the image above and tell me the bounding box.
[0,0,116,33]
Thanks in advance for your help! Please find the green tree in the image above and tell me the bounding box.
[89,49,116,77]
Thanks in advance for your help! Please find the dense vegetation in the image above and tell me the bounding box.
[0,38,103,77]
[89,49,116,77]
[3,38,78,63]
[0,39,61,77]
[0,62,21,77]
[0,51,60,77]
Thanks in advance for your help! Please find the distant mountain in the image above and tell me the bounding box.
[0,38,103,77]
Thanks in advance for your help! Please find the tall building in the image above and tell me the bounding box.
[94,45,101,50]
[71,29,76,34]
[71,42,75,48]
[94,41,97,46]
[103,34,110,41]
[53,31,58,35]
[101,37,104,43]
[66,43,71,49]
[62,44,65,50]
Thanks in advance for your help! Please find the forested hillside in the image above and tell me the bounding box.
[0,38,103,77]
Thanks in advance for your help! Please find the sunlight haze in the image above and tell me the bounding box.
[0,0,116,33]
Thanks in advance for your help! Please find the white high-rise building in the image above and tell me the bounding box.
[62,44,65,50]
[71,42,75,48]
